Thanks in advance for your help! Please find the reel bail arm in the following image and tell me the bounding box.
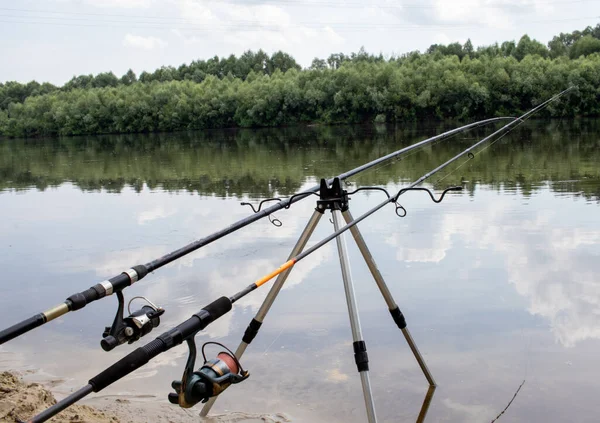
[101,293,164,351]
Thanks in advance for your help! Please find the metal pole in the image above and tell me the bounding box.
[332,209,378,423]
[341,209,436,387]
[200,209,323,416]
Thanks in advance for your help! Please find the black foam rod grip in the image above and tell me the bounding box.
[0,314,45,345]
[89,338,165,392]
[202,297,232,324]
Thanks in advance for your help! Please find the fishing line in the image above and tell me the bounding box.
[433,99,558,188]
[432,126,519,188]
[262,328,285,355]
[350,127,469,186]
[490,380,526,423]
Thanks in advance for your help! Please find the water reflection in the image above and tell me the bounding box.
[416,386,436,423]
[1,119,599,200]
[386,186,600,347]
[0,120,599,422]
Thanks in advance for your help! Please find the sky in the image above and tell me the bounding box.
[0,0,599,85]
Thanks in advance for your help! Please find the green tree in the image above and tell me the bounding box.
[477,43,500,57]
[138,71,152,83]
[514,35,548,60]
[501,41,516,57]
[310,58,327,70]
[3,26,600,137]
[463,39,474,57]
[570,35,600,58]
[548,35,569,58]
[327,53,347,69]
[268,51,301,74]
[92,72,119,88]
[120,69,137,85]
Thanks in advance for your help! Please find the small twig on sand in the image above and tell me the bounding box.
[490,380,526,423]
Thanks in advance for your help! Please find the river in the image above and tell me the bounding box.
[0,119,599,422]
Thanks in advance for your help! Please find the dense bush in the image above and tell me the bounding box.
[2,53,599,138]
[2,24,600,137]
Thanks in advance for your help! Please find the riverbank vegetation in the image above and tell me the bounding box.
[1,24,599,137]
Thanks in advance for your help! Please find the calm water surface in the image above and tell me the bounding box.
[0,120,599,422]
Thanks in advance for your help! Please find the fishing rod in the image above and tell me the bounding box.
[0,117,511,348]
[26,89,572,423]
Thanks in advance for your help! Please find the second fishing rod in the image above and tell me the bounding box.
[25,89,573,423]
[0,117,510,347]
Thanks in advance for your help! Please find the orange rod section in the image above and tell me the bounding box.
[255,259,296,288]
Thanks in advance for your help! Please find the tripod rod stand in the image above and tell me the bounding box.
[201,179,435,421]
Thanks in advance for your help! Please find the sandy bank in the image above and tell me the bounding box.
[0,372,290,423]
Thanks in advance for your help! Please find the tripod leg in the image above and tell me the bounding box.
[332,209,378,423]
[341,209,436,387]
[200,209,323,416]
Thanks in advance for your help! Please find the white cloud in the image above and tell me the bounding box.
[384,185,600,348]
[123,34,168,50]
[60,245,169,276]
[433,33,453,46]
[173,0,345,53]
[4,0,598,84]
[398,0,557,32]
[137,206,177,225]
[442,397,495,423]
[323,26,345,46]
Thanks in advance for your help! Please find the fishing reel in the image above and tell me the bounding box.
[169,340,249,408]
[101,292,165,351]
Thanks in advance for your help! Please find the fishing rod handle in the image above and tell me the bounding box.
[89,296,232,392]
[0,267,147,345]
[89,338,165,391]
[0,314,46,344]
[67,265,148,310]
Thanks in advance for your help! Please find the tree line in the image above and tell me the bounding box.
[1,24,599,137]
[0,50,301,110]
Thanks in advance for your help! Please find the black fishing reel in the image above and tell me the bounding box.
[101,292,165,351]
[169,340,249,408]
